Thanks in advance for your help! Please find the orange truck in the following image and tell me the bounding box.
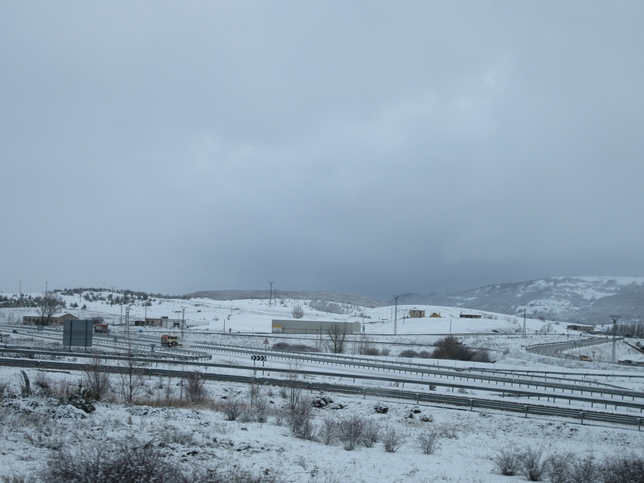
[160,334,180,347]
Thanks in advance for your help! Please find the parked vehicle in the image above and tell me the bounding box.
[160,334,180,347]
[94,323,109,333]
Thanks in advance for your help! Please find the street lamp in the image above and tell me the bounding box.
[393,295,399,335]
[610,315,619,363]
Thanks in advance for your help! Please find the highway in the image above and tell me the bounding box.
[3,326,644,429]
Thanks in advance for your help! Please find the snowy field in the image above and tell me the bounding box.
[1,291,643,482]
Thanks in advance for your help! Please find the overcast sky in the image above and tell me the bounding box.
[2,1,643,300]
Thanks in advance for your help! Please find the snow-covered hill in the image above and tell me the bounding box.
[397,276,644,324]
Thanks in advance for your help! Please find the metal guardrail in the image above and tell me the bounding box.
[4,338,643,407]
[197,344,644,404]
[2,356,643,418]
[1,357,641,430]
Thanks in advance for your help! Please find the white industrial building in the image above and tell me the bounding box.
[271,319,361,334]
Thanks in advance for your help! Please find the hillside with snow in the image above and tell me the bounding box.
[2,287,644,481]
[397,277,644,325]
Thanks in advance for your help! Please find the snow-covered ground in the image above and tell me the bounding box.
[1,291,643,481]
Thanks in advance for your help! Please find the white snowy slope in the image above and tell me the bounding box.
[1,288,644,482]
[398,276,644,324]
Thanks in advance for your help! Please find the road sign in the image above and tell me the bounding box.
[139,329,143,334]
[263,338,269,345]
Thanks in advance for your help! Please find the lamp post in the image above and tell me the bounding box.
[393,295,399,335]
[610,315,619,363]
[269,281,274,307]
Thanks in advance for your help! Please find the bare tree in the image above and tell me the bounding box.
[185,372,207,402]
[37,293,65,326]
[83,355,112,401]
[326,323,348,354]
[118,350,146,404]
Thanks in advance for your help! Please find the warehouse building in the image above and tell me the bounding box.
[272,319,361,334]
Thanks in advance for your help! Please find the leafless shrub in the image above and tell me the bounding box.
[42,439,183,483]
[519,446,546,481]
[600,453,644,483]
[431,336,487,361]
[0,381,8,399]
[568,453,597,483]
[321,417,338,445]
[185,372,208,403]
[254,393,270,424]
[222,397,243,421]
[337,415,365,451]
[545,453,572,483]
[416,430,440,455]
[494,448,520,476]
[360,419,380,448]
[273,408,287,427]
[289,395,315,440]
[383,425,405,453]
[33,371,51,396]
[242,379,270,423]
[82,355,112,401]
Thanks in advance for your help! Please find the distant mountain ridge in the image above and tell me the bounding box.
[396,277,644,324]
[186,290,386,308]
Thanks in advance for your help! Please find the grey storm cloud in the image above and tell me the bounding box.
[1,1,643,298]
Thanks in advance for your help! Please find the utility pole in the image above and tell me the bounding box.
[45,281,48,295]
[523,309,527,338]
[269,281,274,307]
[393,295,399,335]
[610,315,620,363]
[19,280,22,294]
[125,306,130,339]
